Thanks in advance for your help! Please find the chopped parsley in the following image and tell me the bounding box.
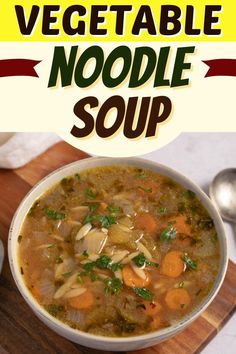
[18,235,23,243]
[46,209,66,220]
[89,203,100,213]
[160,226,177,241]
[82,250,89,257]
[80,263,98,281]
[105,277,123,294]
[82,214,94,225]
[75,173,80,181]
[107,204,121,214]
[134,287,154,301]
[110,263,124,272]
[95,255,111,269]
[82,262,96,272]
[60,177,74,193]
[47,304,65,317]
[135,169,148,179]
[211,233,218,243]
[157,207,167,213]
[96,214,116,228]
[183,255,198,270]
[179,281,184,288]
[86,188,95,199]
[183,190,196,199]
[132,253,159,268]
[180,303,185,309]
[55,256,63,264]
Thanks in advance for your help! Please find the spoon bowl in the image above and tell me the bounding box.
[209,168,236,223]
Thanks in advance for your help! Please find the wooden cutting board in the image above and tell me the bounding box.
[0,141,235,354]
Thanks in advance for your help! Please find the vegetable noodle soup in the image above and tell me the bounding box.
[18,166,220,337]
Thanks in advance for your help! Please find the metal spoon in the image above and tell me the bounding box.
[209,168,236,223]
[0,239,4,273]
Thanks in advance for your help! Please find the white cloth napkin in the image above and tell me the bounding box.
[0,133,61,169]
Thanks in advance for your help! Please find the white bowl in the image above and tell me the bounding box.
[8,157,228,351]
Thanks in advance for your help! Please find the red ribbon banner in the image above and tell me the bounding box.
[0,59,41,78]
[203,59,236,78]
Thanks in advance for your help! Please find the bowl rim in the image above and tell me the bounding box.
[8,156,228,344]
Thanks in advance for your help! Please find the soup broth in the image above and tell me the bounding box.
[18,166,220,337]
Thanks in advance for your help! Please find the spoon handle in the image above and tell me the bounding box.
[0,239,4,273]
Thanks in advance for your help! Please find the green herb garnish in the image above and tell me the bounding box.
[18,235,23,243]
[55,256,63,264]
[89,203,100,213]
[180,303,185,309]
[82,214,94,225]
[105,277,123,294]
[132,253,159,268]
[211,233,218,243]
[110,263,124,272]
[82,262,96,272]
[160,226,177,241]
[183,190,196,199]
[86,188,95,199]
[95,255,111,269]
[46,209,66,220]
[157,207,167,213]
[138,186,152,193]
[80,262,98,282]
[134,288,153,301]
[75,173,80,181]
[107,204,121,214]
[135,169,148,179]
[82,250,89,257]
[183,255,198,270]
[20,267,24,275]
[96,215,116,228]
[60,177,74,193]
[179,281,184,288]
[47,304,64,317]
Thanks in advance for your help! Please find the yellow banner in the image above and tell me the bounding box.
[0,0,234,42]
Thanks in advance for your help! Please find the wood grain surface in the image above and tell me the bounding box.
[0,141,235,354]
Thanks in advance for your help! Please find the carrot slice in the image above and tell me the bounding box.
[122,265,150,288]
[160,251,184,278]
[165,288,191,310]
[135,213,157,233]
[170,215,192,246]
[143,300,162,316]
[172,215,192,235]
[68,290,94,310]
